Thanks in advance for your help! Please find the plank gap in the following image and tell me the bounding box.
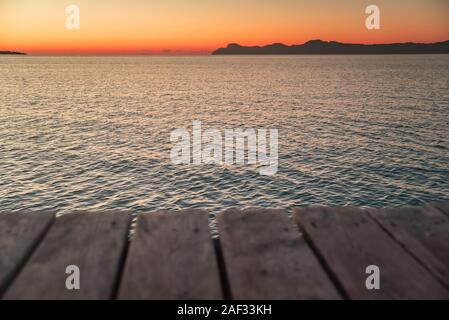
[367,206,449,290]
[0,213,55,297]
[294,213,350,300]
[213,238,233,300]
[109,226,132,300]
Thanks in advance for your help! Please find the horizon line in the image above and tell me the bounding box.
[4,38,449,56]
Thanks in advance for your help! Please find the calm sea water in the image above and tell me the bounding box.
[0,55,448,217]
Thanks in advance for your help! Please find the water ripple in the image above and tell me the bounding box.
[0,55,448,216]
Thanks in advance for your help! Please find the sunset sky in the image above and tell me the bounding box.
[1,0,448,55]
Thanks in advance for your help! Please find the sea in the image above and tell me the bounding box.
[1,55,448,217]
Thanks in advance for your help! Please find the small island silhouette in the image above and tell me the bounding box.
[0,51,27,55]
[212,40,449,55]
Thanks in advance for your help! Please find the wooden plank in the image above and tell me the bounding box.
[0,213,54,296]
[217,208,340,300]
[118,210,222,300]
[368,206,449,288]
[429,202,449,217]
[3,211,131,300]
[294,206,449,299]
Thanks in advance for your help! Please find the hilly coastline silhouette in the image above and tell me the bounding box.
[0,51,27,55]
[212,40,449,55]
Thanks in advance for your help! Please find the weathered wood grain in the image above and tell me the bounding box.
[368,206,449,288]
[3,211,131,300]
[118,210,222,300]
[0,213,54,296]
[217,208,340,300]
[294,206,449,299]
[429,202,449,217]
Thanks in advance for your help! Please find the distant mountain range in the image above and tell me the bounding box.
[0,51,27,55]
[212,40,449,55]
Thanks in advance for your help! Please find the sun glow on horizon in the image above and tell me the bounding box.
[1,0,448,55]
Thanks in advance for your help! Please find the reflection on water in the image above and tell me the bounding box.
[0,55,448,216]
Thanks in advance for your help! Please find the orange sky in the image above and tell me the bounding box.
[1,0,448,55]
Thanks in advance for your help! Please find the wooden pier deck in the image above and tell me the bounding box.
[0,202,448,300]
